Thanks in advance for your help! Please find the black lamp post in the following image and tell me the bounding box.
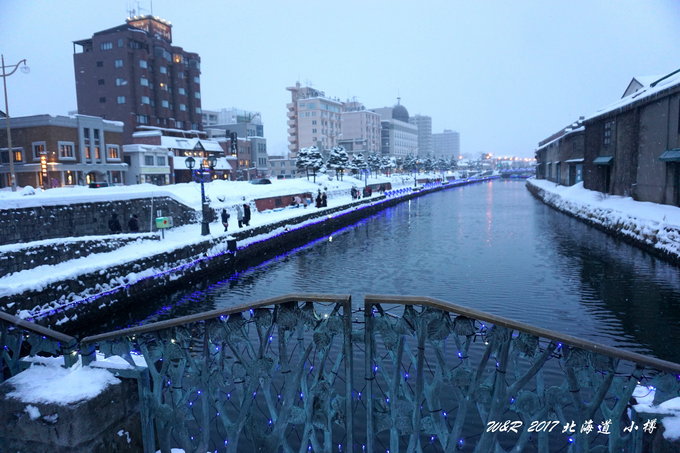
[1,55,29,192]
[185,154,217,235]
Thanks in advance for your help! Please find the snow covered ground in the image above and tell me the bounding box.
[527,178,680,260]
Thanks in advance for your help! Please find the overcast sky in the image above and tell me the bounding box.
[2,0,680,158]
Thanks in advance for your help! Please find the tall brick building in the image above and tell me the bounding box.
[73,15,202,142]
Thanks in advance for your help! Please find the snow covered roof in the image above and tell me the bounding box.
[161,137,223,152]
[586,69,680,122]
[174,155,233,170]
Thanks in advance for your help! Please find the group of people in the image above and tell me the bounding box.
[221,197,251,232]
[315,190,328,208]
[108,213,139,234]
[350,186,374,199]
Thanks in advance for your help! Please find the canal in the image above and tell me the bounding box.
[98,179,680,363]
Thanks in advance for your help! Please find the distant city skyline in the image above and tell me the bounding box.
[2,0,680,158]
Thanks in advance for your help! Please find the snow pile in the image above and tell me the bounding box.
[527,179,680,260]
[6,362,120,405]
[633,385,680,441]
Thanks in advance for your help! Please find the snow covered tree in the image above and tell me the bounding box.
[423,155,434,172]
[307,146,324,183]
[327,146,350,180]
[449,156,459,170]
[380,156,394,176]
[351,153,368,179]
[395,157,404,173]
[367,153,382,176]
[402,154,417,172]
[295,147,312,180]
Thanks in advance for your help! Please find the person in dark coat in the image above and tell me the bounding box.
[315,190,322,208]
[108,213,122,234]
[243,200,251,226]
[221,209,230,232]
[128,214,140,233]
[321,191,327,207]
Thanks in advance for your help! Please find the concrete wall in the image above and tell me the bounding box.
[0,196,196,246]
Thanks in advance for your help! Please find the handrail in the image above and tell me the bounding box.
[0,310,76,345]
[365,294,680,374]
[81,293,351,344]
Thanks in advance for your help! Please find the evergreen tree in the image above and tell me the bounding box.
[380,156,394,176]
[352,153,368,180]
[327,146,350,181]
[403,154,417,172]
[295,147,312,180]
[307,146,324,183]
[423,155,434,172]
[395,157,404,173]
[449,156,459,170]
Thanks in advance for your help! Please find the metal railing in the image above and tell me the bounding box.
[4,293,680,452]
[0,310,77,382]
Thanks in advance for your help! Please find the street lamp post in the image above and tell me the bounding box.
[1,55,29,192]
[185,154,217,236]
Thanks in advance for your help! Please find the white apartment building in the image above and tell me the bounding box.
[409,114,433,157]
[339,101,381,153]
[432,129,461,160]
[286,82,342,157]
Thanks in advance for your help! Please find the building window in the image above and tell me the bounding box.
[178,72,185,79]
[58,141,75,160]
[139,59,147,69]
[178,87,186,95]
[141,96,150,104]
[117,96,126,104]
[114,59,123,68]
[99,97,106,103]
[194,92,200,99]
[117,38,124,48]
[161,99,169,108]
[195,107,202,114]
[160,66,167,74]
[98,79,105,86]
[107,145,120,160]
[179,104,187,111]
[312,120,317,125]
[603,120,614,146]
[194,76,200,84]
[1,148,23,163]
[137,114,149,124]
[115,78,126,86]
[140,77,149,87]
[100,42,113,50]
[175,120,183,128]
[156,156,166,166]
[173,54,183,64]
[96,61,103,67]
[32,141,46,160]
[312,129,317,133]
[94,147,101,159]
[144,155,155,166]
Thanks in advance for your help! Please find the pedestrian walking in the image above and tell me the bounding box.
[127,214,140,233]
[108,213,122,234]
[321,191,327,207]
[243,199,251,227]
[315,190,322,208]
[235,204,244,228]
[221,209,230,232]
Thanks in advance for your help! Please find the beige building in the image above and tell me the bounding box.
[286,82,343,157]
[339,101,381,153]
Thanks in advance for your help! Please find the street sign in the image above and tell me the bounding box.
[155,216,174,229]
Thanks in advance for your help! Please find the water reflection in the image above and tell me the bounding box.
[82,180,680,363]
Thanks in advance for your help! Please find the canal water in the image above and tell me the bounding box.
[106,180,680,363]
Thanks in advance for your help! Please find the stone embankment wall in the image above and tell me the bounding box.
[0,196,196,246]
[0,234,160,275]
[526,180,680,265]
[1,178,497,331]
